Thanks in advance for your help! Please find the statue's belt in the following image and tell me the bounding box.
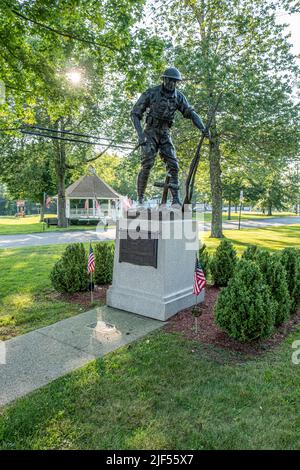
[145,114,173,129]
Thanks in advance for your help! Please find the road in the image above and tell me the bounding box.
[202,216,300,232]
[0,216,300,249]
[0,228,116,249]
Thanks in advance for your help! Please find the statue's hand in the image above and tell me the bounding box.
[202,127,211,139]
[138,132,147,146]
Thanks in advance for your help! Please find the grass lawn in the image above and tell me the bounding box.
[201,211,297,223]
[1,225,300,341]
[0,215,99,235]
[203,224,300,255]
[0,244,102,341]
[1,226,300,449]
[1,329,300,450]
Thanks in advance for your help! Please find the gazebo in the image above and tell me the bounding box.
[62,168,122,222]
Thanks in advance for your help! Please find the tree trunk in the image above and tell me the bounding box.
[267,203,272,216]
[54,119,68,228]
[209,119,223,238]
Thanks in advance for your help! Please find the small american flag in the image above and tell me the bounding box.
[88,243,95,273]
[193,257,206,296]
[45,195,52,209]
[122,196,132,211]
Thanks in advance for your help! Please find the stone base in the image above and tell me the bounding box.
[107,212,204,321]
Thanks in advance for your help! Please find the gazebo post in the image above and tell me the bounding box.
[66,199,70,219]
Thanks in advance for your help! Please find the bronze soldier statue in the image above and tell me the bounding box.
[131,67,209,207]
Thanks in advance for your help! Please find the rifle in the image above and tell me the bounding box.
[182,93,223,209]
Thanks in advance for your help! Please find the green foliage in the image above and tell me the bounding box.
[241,246,292,325]
[50,243,88,293]
[163,0,300,235]
[0,139,56,210]
[215,259,275,342]
[255,250,271,274]
[198,244,210,278]
[94,242,115,285]
[256,252,291,326]
[241,244,261,261]
[280,248,300,312]
[210,239,237,287]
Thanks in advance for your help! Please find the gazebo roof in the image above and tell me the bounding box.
[65,170,121,199]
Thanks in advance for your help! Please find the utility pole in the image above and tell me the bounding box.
[238,190,243,230]
[296,162,300,215]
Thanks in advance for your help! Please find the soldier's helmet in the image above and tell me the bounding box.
[161,67,182,81]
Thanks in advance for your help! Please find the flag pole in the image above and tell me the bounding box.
[91,270,93,304]
[195,293,198,333]
[91,239,93,304]
[89,239,94,305]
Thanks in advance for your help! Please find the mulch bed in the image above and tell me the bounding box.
[164,285,300,356]
[56,283,300,357]
[56,284,110,308]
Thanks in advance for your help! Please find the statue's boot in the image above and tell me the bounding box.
[137,169,149,207]
[169,178,182,208]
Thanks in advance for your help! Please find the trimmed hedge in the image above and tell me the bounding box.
[280,248,300,313]
[215,259,275,342]
[210,239,237,287]
[241,244,261,261]
[256,252,291,326]
[50,243,88,293]
[94,241,115,285]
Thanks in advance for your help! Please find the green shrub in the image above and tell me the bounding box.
[256,253,291,326]
[210,239,237,287]
[241,244,261,261]
[280,248,300,312]
[94,242,115,285]
[255,250,271,274]
[50,243,88,293]
[215,259,275,342]
[199,244,210,278]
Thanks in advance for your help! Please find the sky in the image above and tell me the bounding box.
[280,12,300,60]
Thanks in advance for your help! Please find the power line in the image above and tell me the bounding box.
[18,129,135,150]
[0,125,136,148]
[0,127,135,150]
[24,125,135,145]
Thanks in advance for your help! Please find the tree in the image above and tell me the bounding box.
[0,0,165,226]
[157,0,300,237]
[0,137,56,220]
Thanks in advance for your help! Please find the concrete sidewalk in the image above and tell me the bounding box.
[0,306,163,407]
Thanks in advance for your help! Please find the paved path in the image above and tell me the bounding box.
[0,305,163,407]
[216,216,300,230]
[199,216,300,232]
[0,217,300,249]
[0,228,116,249]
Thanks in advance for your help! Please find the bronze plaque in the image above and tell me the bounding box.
[119,232,158,268]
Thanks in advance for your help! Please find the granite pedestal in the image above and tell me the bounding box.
[107,209,204,321]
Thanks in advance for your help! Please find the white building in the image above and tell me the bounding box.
[61,168,122,223]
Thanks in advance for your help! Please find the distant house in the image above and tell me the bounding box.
[58,167,122,222]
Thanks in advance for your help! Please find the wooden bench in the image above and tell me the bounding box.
[44,217,58,227]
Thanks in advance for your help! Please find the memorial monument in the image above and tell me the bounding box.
[107,67,209,320]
